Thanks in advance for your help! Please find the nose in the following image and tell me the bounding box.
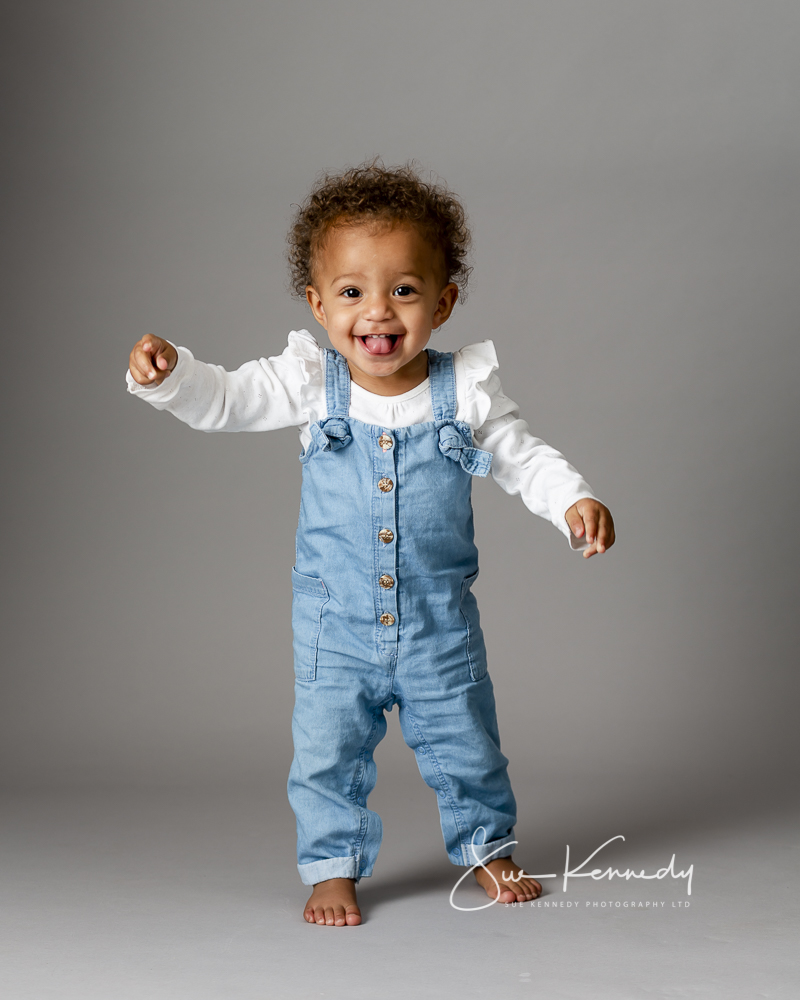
[362,292,394,322]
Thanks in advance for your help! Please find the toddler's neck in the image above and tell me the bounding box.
[345,350,430,397]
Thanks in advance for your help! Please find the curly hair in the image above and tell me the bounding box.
[287,160,472,299]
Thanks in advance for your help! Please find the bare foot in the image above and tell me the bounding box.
[303,877,362,926]
[474,856,542,903]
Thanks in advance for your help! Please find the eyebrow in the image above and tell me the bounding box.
[330,272,428,285]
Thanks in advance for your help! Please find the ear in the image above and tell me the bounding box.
[305,285,327,329]
[432,282,459,330]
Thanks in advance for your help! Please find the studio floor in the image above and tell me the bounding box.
[1,766,796,999]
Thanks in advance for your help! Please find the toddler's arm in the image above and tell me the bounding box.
[125,331,320,433]
[476,406,607,552]
[458,345,615,556]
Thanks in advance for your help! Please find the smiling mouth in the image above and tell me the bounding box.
[359,334,401,356]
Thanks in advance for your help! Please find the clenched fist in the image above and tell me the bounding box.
[128,336,178,386]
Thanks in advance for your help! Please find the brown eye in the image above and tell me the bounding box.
[394,285,415,297]
[342,287,361,298]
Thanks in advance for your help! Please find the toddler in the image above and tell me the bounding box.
[126,162,615,927]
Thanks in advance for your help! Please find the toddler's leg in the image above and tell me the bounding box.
[395,665,540,903]
[288,655,393,925]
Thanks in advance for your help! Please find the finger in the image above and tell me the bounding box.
[565,505,585,538]
[140,337,171,375]
[152,340,175,371]
[140,335,163,358]
[582,509,599,545]
[130,367,154,386]
[134,344,159,380]
[582,542,598,559]
[129,349,155,384]
[149,354,173,383]
[134,343,155,373]
[596,514,610,553]
[595,514,607,553]
[597,510,617,553]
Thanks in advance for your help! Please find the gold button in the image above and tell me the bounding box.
[379,574,394,589]
[378,433,393,451]
[378,528,394,543]
[378,478,394,493]
[379,612,395,626]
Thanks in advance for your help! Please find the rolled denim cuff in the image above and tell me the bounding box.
[297,855,365,886]
[453,830,517,867]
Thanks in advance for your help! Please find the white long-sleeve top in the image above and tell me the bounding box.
[126,330,599,549]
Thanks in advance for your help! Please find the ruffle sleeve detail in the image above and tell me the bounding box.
[453,340,500,430]
[286,329,326,425]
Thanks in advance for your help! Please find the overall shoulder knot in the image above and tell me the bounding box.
[312,417,352,452]
[437,421,492,477]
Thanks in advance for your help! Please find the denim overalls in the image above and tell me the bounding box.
[287,347,517,886]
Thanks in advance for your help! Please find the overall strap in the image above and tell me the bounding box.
[426,349,457,422]
[323,348,351,418]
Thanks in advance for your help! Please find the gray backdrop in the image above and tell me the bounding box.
[2,0,799,796]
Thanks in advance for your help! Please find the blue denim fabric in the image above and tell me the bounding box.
[288,348,518,885]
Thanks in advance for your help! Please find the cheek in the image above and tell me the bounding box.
[329,314,356,336]
[408,305,434,330]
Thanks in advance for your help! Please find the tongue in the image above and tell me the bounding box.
[362,336,394,355]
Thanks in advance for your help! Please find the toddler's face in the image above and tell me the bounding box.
[305,221,458,392]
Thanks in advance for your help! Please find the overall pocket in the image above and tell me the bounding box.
[291,568,330,682]
[460,569,488,682]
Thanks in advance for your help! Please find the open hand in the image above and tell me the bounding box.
[128,335,177,386]
[565,499,615,558]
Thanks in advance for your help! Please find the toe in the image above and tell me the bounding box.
[325,906,335,926]
[345,906,362,925]
[333,905,346,927]
[315,906,326,925]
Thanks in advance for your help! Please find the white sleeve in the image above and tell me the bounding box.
[124,329,325,432]
[455,341,601,551]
